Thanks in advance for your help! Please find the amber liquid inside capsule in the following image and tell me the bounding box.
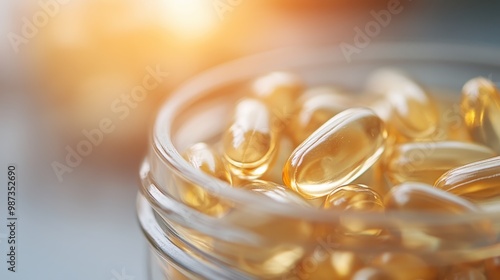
[323,184,385,236]
[251,71,303,124]
[283,108,387,199]
[223,98,278,179]
[386,141,496,185]
[371,252,437,280]
[289,249,364,280]
[352,267,395,280]
[461,77,500,153]
[261,137,294,185]
[435,156,500,202]
[384,182,493,251]
[168,68,500,280]
[215,189,312,278]
[366,68,440,140]
[179,142,231,217]
[288,87,352,145]
[241,180,311,207]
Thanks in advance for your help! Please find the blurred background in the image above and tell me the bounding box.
[1,0,500,279]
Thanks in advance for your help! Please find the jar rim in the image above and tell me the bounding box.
[151,42,500,223]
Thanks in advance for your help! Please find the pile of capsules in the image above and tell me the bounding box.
[178,69,500,279]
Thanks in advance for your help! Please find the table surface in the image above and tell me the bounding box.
[1,1,500,279]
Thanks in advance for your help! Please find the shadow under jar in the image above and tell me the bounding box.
[137,43,500,280]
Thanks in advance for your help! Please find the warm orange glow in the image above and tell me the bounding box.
[161,0,218,39]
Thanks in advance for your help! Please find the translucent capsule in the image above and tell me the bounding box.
[251,71,303,123]
[386,141,496,185]
[366,68,439,140]
[261,137,294,185]
[371,253,437,280]
[444,267,486,280]
[218,183,313,278]
[179,143,231,217]
[435,156,500,201]
[288,87,352,145]
[223,98,278,179]
[385,182,481,213]
[323,184,385,236]
[283,108,387,199]
[329,251,365,279]
[352,267,395,280]
[461,77,500,153]
[384,182,492,250]
[354,159,392,196]
[289,249,364,280]
[435,97,472,142]
[444,123,473,143]
[241,180,311,207]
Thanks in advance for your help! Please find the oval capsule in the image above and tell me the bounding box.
[261,137,294,185]
[371,253,437,280]
[290,249,364,280]
[323,184,385,236]
[241,180,311,207]
[366,68,439,140]
[223,98,278,179]
[385,182,492,250]
[461,77,500,153]
[386,141,496,185]
[385,182,481,214]
[435,156,500,201]
[352,267,395,280]
[435,96,472,142]
[221,181,312,278]
[251,71,303,123]
[283,108,387,199]
[180,143,231,216]
[288,87,352,145]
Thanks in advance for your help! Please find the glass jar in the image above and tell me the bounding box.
[137,43,500,280]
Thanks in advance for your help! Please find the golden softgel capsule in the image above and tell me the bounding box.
[288,87,351,145]
[221,181,312,278]
[283,108,387,199]
[241,180,311,207]
[371,253,437,280]
[461,77,500,153]
[323,184,384,236]
[352,267,395,280]
[384,182,492,250]
[386,141,496,185]
[366,68,439,140]
[251,71,303,123]
[290,249,363,280]
[223,98,278,179]
[180,143,231,216]
[385,182,481,214]
[435,156,500,202]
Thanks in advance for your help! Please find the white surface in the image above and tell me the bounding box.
[0,68,147,280]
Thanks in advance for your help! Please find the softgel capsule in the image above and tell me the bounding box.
[176,71,500,280]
